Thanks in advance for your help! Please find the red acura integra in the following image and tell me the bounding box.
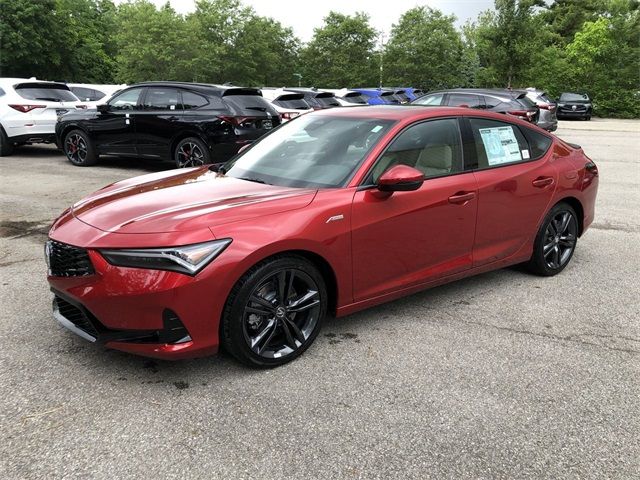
[46,106,598,367]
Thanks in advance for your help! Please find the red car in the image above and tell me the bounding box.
[46,106,599,367]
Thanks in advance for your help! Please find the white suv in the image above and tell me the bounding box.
[67,83,127,109]
[260,88,314,122]
[321,89,369,107]
[0,78,84,156]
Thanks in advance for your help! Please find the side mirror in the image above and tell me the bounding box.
[97,104,110,113]
[377,165,424,192]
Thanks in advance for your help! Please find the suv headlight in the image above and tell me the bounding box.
[100,239,232,276]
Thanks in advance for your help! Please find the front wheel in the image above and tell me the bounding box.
[64,129,97,166]
[174,137,211,168]
[221,256,327,367]
[527,202,578,276]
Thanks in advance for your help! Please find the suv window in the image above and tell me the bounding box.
[143,87,180,110]
[180,90,209,109]
[274,95,310,110]
[413,93,444,106]
[370,118,462,182]
[15,84,78,102]
[71,87,94,101]
[468,118,530,169]
[109,88,143,111]
[448,93,483,108]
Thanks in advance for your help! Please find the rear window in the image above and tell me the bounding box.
[516,95,537,108]
[16,84,77,102]
[274,94,310,110]
[223,94,277,115]
[342,93,367,105]
[316,96,340,107]
[560,93,590,102]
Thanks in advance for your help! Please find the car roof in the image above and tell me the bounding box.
[0,78,70,89]
[132,81,261,96]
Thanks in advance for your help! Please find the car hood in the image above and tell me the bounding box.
[72,167,317,234]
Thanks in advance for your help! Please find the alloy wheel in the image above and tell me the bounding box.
[543,210,577,269]
[65,134,88,164]
[176,142,205,168]
[242,269,321,359]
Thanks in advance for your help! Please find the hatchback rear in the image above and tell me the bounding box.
[0,78,84,156]
[525,88,558,131]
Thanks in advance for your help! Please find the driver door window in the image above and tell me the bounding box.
[370,118,463,183]
[108,88,143,111]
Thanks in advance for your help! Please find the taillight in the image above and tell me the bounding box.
[507,110,535,122]
[218,116,257,127]
[9,104,46,113]
[280,112,299,121]
[537,103,557,112]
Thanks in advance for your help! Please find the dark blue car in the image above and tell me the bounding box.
[350,88,399,105]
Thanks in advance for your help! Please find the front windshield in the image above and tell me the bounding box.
[560,93,590,102]
[224,115,396,189]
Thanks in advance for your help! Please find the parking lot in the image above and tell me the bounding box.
[0,118,638,479]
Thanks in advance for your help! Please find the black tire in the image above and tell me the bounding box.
[174,137,211,168]
[221,255,327,368]
[63,129,98,166]
[585,115,592,121]
[0,128,14,156]
[526,202,579,276]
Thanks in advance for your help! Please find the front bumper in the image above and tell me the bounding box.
[46,219,227,360]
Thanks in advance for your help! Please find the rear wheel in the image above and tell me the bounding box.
[222,255,327,368]
[174,137,211,168]
[527,202,578,276]
[0,128,14,156]
[64,129,97,166]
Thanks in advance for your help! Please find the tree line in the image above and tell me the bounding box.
[0,0,638,117]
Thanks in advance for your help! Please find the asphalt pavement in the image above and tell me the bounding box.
[0,118,638,479]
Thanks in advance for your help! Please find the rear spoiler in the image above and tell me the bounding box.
[380,91,395,97]
[314,92,335,98]
[14,82,70,90]
[342,92,362,98]
[222,88,262,97]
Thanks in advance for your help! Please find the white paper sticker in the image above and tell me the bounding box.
[170,105,176,110]
[522,149,530,159]
[371,125,383,133]
[479,126,523,166]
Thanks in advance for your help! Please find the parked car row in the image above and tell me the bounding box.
[0,77,593,164]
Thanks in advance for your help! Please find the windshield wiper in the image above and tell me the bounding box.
[238,176,270,185]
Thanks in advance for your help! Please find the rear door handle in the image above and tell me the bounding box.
[448,191,476,204]
[532,176,554,188]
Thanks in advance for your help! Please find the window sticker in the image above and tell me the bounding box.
[371,125,383,133]
[479,126,522,165]
[522,149,530,159]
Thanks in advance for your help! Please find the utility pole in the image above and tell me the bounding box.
[293,73,302,87]
[379,32,386,89]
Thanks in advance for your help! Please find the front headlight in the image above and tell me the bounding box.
[100,239,232,276]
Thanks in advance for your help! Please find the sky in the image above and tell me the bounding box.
[124,0,495,41]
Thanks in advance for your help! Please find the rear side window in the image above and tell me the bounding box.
[143,87,180,110]
[448,94,483,108]
[342,94,367,104]
[517,95,537,108]
[521,127,552,159]
[413,94,443,106]
[108,88,143,111]
[15,84,78,102]
[316,96,340,107]
[468,118,530,169]
[0,87,5,97]
[180,90,209,109]
[71,87,94,101]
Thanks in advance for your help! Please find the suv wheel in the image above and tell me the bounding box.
[64,130,98,166]
[0,128,14,156]
[174,137,211,168]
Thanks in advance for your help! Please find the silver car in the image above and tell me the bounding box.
[525,88,558,132]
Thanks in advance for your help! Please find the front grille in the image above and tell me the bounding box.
[47,240,94,277]
[54,296,100,338]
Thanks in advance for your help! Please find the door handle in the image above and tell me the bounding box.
[532,176,554,188]
[448,191,476,204]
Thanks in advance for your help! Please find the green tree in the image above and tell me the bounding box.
[383,7,465,90]
[113,0,194,83]
[544,0,608,42]
[300,12,378,88]
[0,0,64,79]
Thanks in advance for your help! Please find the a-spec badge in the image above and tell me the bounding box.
[326,214,344,224]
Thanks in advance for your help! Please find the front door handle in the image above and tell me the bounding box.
[448,191,476,204]
[532,176,554,188]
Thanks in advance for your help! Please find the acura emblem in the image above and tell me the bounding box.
[572,105,577,111]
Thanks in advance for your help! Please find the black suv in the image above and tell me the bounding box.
[412,88,540,125]
[56,82,281,168]
[557,92,592,120]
